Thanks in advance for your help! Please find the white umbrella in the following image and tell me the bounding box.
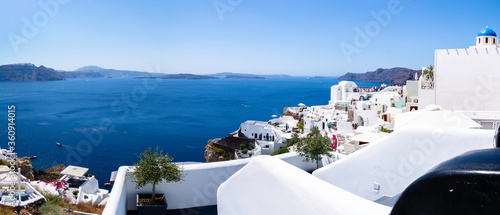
[298,103,306,107]
[394,106,481,130]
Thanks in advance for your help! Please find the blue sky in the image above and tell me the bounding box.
[1,0,499,76]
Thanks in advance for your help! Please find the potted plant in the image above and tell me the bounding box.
[130,147,185,215]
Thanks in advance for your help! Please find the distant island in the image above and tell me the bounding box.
[338,67,422,85]
[0,64,64,81]
[58,71,104,79]
[138,73,217,80]
[209,72,290,79]
[0,64,294,81]
[225,75,264,79]
[75,65,164,78]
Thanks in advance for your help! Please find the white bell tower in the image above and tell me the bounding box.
[476,26,498,47]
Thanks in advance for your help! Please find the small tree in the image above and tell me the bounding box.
[423,65,434,81]
[130,147,185,202]
[296,127,333,169]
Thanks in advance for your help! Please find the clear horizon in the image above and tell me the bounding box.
[1,0,499,76]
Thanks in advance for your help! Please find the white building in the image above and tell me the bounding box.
[330,81,359,104]
[419,27,500,113]
[269,116,298,133]
[239,120,287,154]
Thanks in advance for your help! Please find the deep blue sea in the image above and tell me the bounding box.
[0,77,384,188]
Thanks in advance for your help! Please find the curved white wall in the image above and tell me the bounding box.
[313,126,494,201]
[102,167,128,215]
[218,156,391,215]
[103,152,316,214]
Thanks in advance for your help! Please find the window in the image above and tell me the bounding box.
[486,37,489,43]
[494,38,496,44]
[479,38,481,44]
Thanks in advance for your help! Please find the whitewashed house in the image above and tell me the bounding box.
[239,120,287,155]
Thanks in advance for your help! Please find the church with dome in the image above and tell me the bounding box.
[418,26,500,129]
[472,26,499,48]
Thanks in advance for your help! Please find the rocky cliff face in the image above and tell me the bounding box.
[0,63,64,81]
[204,140,229,163]
[34,164,66,182]
[338,67,422,85]
[2,158,66,182]
[16,157,35,181]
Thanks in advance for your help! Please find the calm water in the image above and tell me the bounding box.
[0,77,383,187]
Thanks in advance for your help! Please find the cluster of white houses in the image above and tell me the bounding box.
[224,80,416,156]
[218,26,500,158]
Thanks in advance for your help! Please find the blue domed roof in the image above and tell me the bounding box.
[478,27,497,37]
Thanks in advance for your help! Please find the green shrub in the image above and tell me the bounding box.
[0,207,15,215]
[242,149,248,154]
[210,142,228,158]
[270,147,289,156]
[38,203,65,215]
[40,190,67,208]
[381,127,389,133]
[72,190,79,196]
[239,144,247,150]
[83,173,92,177]
[248,143,255,150]
[0,159,17,168]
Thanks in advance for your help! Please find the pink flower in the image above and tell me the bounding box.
[50,179,67,189]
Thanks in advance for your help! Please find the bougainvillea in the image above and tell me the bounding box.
[48,179,67,189]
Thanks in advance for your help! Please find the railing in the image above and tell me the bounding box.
[0,182,45,207]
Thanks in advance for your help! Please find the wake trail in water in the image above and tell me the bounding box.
[60,144,78,150]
